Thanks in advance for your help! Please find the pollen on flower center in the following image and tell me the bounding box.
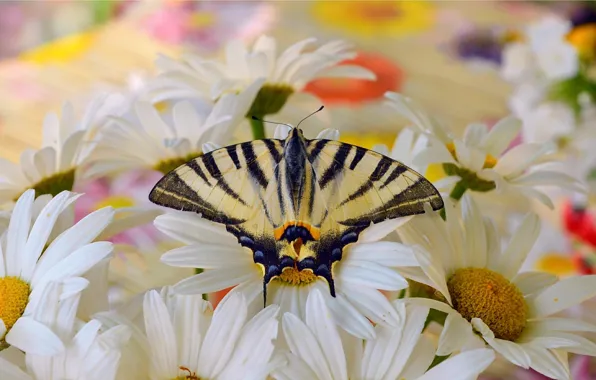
[155,152,202,175]
[277,267,318,286]
[447,267,527,341]
[247,84,294,118]
[0,276,31,336]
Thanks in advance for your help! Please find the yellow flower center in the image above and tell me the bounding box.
[154,152,202,175]
[447,267,527,341]
[94,195,136,210]
[0,277,31,337]
[277,267,318,286]
[247,84,294,118]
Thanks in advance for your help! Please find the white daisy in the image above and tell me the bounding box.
[501,15,578,84]
[0,93,125,206]
[87,94,249,178]
[98,288,281,380]
[155,206,415,340]
[0,279,131,380]
[149,35,375,120]
[385,92,584,208]
[272,288,496,380]
[0,189,115,353]
[398,194,596,380]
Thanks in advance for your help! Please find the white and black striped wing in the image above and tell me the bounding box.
[306,139,444,228]
[149,140,285,233]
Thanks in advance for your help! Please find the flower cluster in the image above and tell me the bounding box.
[1,32,596,380]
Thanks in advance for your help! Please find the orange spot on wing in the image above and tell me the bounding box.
[274,221,321,241]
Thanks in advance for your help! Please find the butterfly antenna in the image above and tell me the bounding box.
[296,105,325,128]
[251,115,292,129]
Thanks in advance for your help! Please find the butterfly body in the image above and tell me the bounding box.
[149,127,444,303]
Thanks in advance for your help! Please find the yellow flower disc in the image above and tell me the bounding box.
[447,267,527,341]
[0,277,30,335]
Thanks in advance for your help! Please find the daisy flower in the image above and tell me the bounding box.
[385,92,584,208]
[0,189,115,353]
[99,288,281,380]
[0,279,131,380]
[149,35,375,133]
[501,16,579,84]
[398,194,596,380]
[87,95,247,178]
[272,288,496,380]
[155,205,416,340]
[0,93,125,206]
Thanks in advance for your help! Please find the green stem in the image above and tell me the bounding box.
[249,117,266,140]
[449,181,467,201]
[439,181,468,221]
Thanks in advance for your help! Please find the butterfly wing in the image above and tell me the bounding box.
[149,140,287,272]
[298,139,444,295]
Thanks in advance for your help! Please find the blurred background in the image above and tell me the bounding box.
[3,1,596,378]
[0,0,582,162]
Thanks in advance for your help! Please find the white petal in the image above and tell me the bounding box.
[318,286,375,340]
[20,191,71,281]
[6,189,34,276]
[416,349,495,380]
[339,261,408,291]
[481,116,522,156]
[397,335,435,379]
[282,312,334,380]
[202,142,220,154]
[384,303,430,378]
[527,317,596,333]
[437,312,474,356]
[143,290,178,378]
[471,318,531,368]
[411,246,451,304]
[358,217,413,243]
[314,64,376,80]
[32,241,113,290]
[493,142,555,177]
[33,206,114,283]
[512,272,558,296]
[161,244,251,268]
[346,242,417,267]
[497,213,540,279]
[154,212,237,246]
[524,345,571,380]
[274,125,292,139]
[173,265,259,295]
[6,317,64,355]
[272,352,317,380]
[198,293,248,378]
[315,128,340,140]
[463,123,488,147]
[305,289,347,380]
[340,283,401,327]
[528,275,596,317]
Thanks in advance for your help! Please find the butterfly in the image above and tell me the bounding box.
[149,124,444,304]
